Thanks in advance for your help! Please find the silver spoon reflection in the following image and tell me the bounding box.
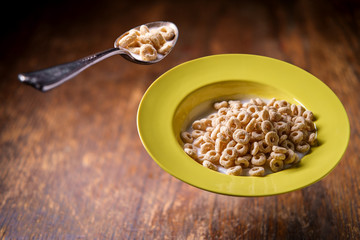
[18,21,179,92]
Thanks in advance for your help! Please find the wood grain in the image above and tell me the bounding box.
[1,0,359,239]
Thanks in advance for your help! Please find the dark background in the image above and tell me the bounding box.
[1,0,359,239]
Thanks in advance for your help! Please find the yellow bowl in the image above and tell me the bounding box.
[137,54,350,196]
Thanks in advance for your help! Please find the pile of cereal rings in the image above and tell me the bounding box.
[181,98,317,177]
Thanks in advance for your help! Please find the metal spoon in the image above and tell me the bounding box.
[18,21,179,92]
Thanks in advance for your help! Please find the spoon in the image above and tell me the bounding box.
[18,21,179,92]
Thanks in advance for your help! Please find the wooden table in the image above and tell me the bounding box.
[1,0,359,238]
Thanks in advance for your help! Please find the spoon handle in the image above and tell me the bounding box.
[18,48,124,92]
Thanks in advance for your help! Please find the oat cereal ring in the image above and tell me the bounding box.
[183,143,194,149]
[234,143,249,156]
[237,110,251,125]
[227,140,237,148]
[274,100,289,108]
[262,105,270,111]
[200,142,215,154]
[158,42,173,54]
[203,160,218,171]
[281,139,295,151]
[217,132,230,143]
[218,107,228,116]
[208,113,218,120]
[259,109,270,121]
[226,166,243,176]
[219,156,235,168]
[308,132,317,146]
[249,166,265,176]
[192,120,206,131]
[203,132,214,144]
[214,101,228,110]
[267,98,276,107]
[246,118,257,132]
[279,134,288,144]
[220,126,233,139]
[274,113,282,122]
[227,109,240,118]
[265,131,279,146]
[237,154,252,163]
[228,100,242,109]
[297,105,305,116]
[247,105,259,114]
[275,121,289,132]
[284,149,296,164]
[272,146,287,154]
[138,34,152,44]
[269,110,276,121]
[290,104,298,116]
[283,115,293,123]
[303,110,314,121]
[234,156,250,168]
[249,98,257,105]
[215,138,227,153]
[253,98,266,106]
[149,31,166,50]
[128,46,141,55]
[305,119,316,131]
[269,110,282,122]
[251,153,266,166]
[191,130,204,139]
[226,117,241,131]
[258,140,272,153]
[130,29,141,36]
[216,131,231,141]
[251,131,264,142]
[289,130,303,144]
[139,25,150,35]
[293,116,306,124]
[210,125,221,140]
[118,31,138,48]
[213,115,227,126]
[296,141,310,153]
[201,118,213,128]
[197,154,206,162]
[261,120,274,133]
[181,132,193,143]
[277,128,289,137]
[184,147,197,159]
[278,107,291,115]
[140,44,157,61]
[291,122,306,131]
[159,26,175,40]
[256,121,263,131]
[233,129,250,144]
[269,158,284,172]
[206,126,214,133]
[251,111,260,120]
[270,152,286,161]
[250,141,260,155]
[204,150,220,163]
[222,147,238,160]
[193,136,205,147]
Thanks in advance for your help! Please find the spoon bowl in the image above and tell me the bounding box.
[115,21,179,64]
[18,21,178,91]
